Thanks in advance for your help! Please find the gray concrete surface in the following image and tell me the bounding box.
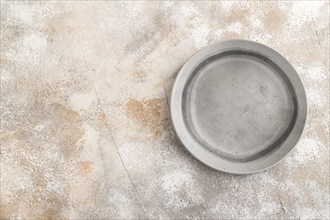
[1,1,329,219]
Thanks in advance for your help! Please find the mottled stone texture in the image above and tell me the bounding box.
[0,1,329,219]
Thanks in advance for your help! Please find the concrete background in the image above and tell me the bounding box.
[1,1,329,219]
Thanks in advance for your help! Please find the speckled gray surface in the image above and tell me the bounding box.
[0,1,329,219]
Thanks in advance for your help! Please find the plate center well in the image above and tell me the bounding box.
[185,54,295,160]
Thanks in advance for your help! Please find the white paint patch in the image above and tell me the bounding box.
[288,1,325,27]
[228,22,242,34]
[14,33,48,65]
[160,169,203,210]
[0,70,11,82]
[34,122,46,132]
[292,1,325,16]
[178,3,209,48]
[161,170,193,194]
[220,1,235,13]
[251,17,263,29]
[8,3,33,24]
[171,9,187,29]
[251,33,272,44]
[215,29,224,38]
[307,65,327,81]
[191,20,209,49]
[307,89,327,107]
[180,2,195,18]
[118,142,135,157]
[288,138,323,166]
[31,121,50,140]
[24,34,47,51]
[118,141,156,172]
[256,171,278,186]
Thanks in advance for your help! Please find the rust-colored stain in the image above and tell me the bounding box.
[97,112,107,123]
[0,202,20,219]
[52,103,80,123]
[78,161,94,176]
[215,6,252,30]
[51,104,84,158]
[132,70,146,80]
[222,32,241,40]
[126,98,164,138]
[154,9,187,46]
[263,8,288,33]
[43,9,74,43]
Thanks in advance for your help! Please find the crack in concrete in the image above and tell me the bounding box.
[93,86,148,218]
[79,39,148,217]
[312,18,328,72]
[11,189,42,218]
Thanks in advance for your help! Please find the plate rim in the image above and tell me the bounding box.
[170,40,308,174]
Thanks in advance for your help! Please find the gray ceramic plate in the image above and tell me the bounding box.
[170,40,307,174]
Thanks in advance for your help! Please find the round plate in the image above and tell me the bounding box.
[170,40,307,174]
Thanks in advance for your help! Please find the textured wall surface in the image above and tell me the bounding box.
[0,1,329,219]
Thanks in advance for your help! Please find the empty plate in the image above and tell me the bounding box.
[170,40,307,174]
